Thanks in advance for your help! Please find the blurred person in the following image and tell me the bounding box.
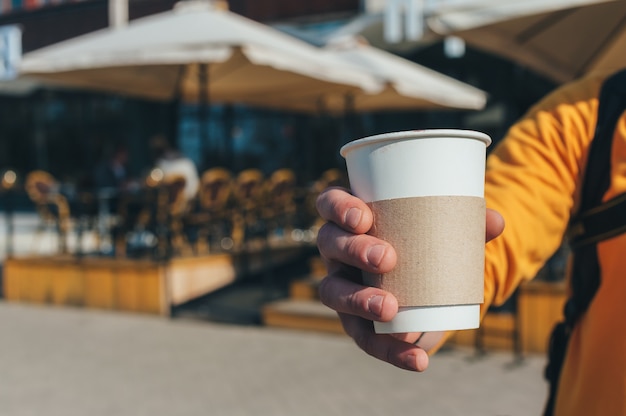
[91,142,144,221]
[315,68,626,416]
[93,143,132,192]
[149,134,199,202]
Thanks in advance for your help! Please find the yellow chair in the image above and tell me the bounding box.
[116,171,190,258]
[192,167,233,253]
[198,168,233,213]
[263,168,297,241]
[24,170,71,254]
[231,169,265,250]
[157,173,191,257]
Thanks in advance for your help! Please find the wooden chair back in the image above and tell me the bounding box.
[267,168,296,205]
[198,168,232,212]
[25,170,58,206]
[233,169,264,211]
[24,170,71,253]
[265,168,297,217]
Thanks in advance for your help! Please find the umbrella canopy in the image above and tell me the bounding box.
[427,0,625,83]
[18,0,383,108]
[322,35,486,112]
[244,32,487,113]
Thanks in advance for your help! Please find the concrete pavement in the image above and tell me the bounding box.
[0,212,550,415]
[0,301,549,416]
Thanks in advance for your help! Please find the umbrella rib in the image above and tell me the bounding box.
[199,63,210,162]
[514,8,575,45]
[576,13,626,78]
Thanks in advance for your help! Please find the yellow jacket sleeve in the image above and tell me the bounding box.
[482,73,605,312]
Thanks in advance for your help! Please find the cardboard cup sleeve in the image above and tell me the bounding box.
[364,195,485,307]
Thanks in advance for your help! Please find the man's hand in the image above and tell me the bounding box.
[316,187,505,372]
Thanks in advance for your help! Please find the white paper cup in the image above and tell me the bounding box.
[340,129,491,334]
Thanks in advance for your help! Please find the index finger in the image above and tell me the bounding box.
[316,187,373,235]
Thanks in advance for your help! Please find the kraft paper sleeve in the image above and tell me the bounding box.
[364,195,485,307]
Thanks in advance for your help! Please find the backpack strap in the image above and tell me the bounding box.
[543,68,626,416]
[568,68,626,323]
[568,192,626,249]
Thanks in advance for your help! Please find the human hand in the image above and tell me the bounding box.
[316,187,505,372]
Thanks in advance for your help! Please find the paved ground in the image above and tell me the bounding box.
[0,212,550,415]
[0,301,549,416]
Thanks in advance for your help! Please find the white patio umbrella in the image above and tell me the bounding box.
[18,0,383,109]
[426,0,625,83]
[322,35,486,112]
[243,31,487,113]
[0,77,39,96]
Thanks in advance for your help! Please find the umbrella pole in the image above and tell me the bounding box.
[222,104,234,169]
[308,96,328,181]
[198,63,210,170]
[169,99,180,147]
[170,65,186,146]
[343,92,359,142]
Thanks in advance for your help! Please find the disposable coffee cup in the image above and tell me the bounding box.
[340,129,491,334]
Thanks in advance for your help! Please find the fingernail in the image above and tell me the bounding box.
[416,353,429,372]
[367,295,384,318]
[404,354,418,371]
[344,207,362,229]
[366,245,386,267]
[404,353,428,372]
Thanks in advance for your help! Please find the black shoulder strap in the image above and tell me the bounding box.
[580,69,626,210]
[544,68,626,416]
[567,68,626,324]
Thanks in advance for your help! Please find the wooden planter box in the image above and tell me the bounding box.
[2,245,308,315]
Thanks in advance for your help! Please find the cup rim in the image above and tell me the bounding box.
[340,129,492,157]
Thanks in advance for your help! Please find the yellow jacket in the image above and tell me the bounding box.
[484,70,626,415]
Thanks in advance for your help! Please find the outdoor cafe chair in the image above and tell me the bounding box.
[113,170,190,259]
[231,168,265,250]
[188,167,234,254]
[157,173,192,257]
[24,170,71,254]
[262,168,297,242]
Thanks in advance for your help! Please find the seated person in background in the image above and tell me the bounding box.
[91,143,143,218]
[93,143,131,192]
[149,134,199,203]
